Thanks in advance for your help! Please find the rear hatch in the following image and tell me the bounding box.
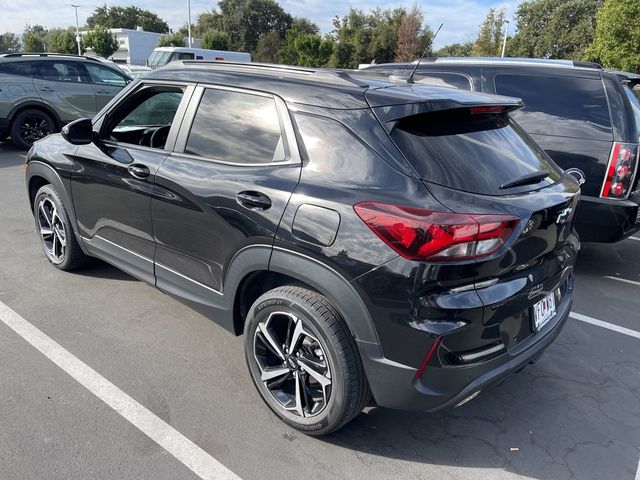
[368,85,580,354]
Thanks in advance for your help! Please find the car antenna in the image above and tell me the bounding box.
[407,23,443,83]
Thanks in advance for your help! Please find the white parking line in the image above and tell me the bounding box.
[0,300,241,480]
[635,457,640,480]
[604,276,640,288]
[570,312,640,340]
[629,237,640,242]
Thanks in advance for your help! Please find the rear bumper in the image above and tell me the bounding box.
[359,289,572,412]
[575,194,640,242]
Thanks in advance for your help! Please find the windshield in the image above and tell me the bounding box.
[148,50,172,68]
[389,109,563,196]
[624,85,640,137]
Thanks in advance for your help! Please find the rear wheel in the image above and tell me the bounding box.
[11,109,55,150]
[34,184,88,270]
[244,285,369,436]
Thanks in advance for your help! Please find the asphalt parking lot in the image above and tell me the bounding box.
[0,141,639,480]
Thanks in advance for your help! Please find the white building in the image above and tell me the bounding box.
[83,27,200,66]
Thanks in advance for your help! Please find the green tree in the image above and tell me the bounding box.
[472,8,507,56]
[215,0,292,52]
[23,25,47,53]
[508,0,602,60]
[435,42,474,57]
[47,29,83,54]
[157,32,186,47]
[201,30,230,50]
[278,17,320,65]
[330,7,417,68]
[586,0,640,72]
[0,32,21,53]
[84,25,119,58]
[188,10,224,38]
[255,31,284,63]
[87,5,169,33]
[294,34,334,67]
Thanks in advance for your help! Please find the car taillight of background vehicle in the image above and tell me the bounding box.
[354,202,519,261]
[601,142,639,199]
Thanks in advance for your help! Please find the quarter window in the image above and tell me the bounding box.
[185,88,285,164]
[0,61,34,76]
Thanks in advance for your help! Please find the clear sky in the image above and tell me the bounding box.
[1,0,521,50]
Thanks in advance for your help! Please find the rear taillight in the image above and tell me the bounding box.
[354,202,519,261]
[601,142,639,199]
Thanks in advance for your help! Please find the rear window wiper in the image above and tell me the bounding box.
[499,171,549,190]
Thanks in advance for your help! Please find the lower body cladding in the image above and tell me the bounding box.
[576,193,640,242]
[354,270,574,412]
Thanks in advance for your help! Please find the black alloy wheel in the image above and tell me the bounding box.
[11,109,55,150]
[33,185,89,270]
[244,285,370,436]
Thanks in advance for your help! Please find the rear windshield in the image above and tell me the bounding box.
[389,109,563,196]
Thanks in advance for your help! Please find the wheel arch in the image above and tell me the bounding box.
[26,161,88,255]
[9,102,63,132]
[228,245,382,350]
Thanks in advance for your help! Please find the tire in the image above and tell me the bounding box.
[11,109,56,150]
[244,285,370,436]
[33,184,88,271]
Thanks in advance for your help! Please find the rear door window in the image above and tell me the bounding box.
[494,74,612,140]
[389,108,562,196]
[34,61,86,83]
[184,88,285,164]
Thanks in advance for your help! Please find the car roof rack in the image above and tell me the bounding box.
[429,57,602,69]
[179,60,370,88]
[1,52,102,62]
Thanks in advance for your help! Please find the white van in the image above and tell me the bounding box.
[147,47,251,69]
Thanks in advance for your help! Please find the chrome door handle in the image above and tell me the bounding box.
[128,163,150,179]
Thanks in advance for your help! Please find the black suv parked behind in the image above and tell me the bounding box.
[25,62,580,435]
[363,58,640,243]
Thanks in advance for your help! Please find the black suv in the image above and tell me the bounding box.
[25,62,580,435]
[363,58,640,243]
[0,53,131,149]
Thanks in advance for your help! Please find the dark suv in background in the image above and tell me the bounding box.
[0,53,131,149]
[25,62,580,434]
[363,58,640,243]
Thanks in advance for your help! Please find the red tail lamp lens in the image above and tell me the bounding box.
[601,142,639,199]
[354,202,519,261]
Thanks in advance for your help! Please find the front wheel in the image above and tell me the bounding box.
[34,185,88,271]
[244,285,370,436]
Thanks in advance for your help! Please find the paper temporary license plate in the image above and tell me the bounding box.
[533,293,556,331]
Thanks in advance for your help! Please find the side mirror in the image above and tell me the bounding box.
[61,118,94,145]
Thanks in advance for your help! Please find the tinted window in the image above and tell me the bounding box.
[389,108,563,196]
[185,89,285,164]
[86,64,127,87]
[34,61,85,83]
[416,72,472,90]
[104,87,184,148]
[495,74,611,139]
[173,52,195,60]
[0,61,34,76]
